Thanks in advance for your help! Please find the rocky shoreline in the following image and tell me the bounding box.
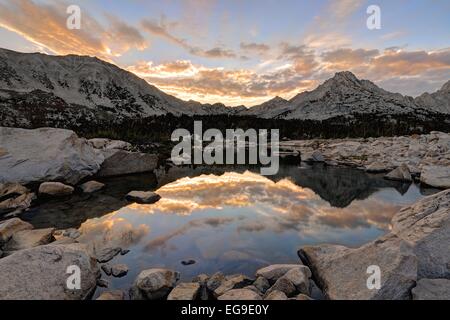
[1,127,449,300]
[280,131,450,189]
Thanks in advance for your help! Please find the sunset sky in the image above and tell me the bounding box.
[0,0,449,106]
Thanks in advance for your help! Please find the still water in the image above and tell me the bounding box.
[21,163,437,296]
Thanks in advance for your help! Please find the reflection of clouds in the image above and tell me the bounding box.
[78,212,150,249]
[144,217,234,252]
[77,171,402,255]
[315,200,401,230]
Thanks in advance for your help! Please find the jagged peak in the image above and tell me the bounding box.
[440,80,450,92]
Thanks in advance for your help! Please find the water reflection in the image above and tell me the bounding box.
[68,168,431,295]
[16,163,439,296]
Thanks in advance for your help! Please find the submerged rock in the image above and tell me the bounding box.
[0,127,103,185]
[129,268,180,300]
[420,165,450,189]
[0,244,99,299]
[218,288,262,300]
[412,279,450,300]
[167,282,201,300]
[39,182,74,196]
[125,191,161,204]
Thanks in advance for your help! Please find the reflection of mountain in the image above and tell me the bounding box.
[273,164,411,207]
[157,163,411,208]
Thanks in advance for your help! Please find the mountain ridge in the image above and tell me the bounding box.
[0,48,449,128]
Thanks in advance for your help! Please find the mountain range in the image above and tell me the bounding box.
[0,47,449,128]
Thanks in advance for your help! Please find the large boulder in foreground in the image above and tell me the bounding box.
[298,234,417,300]
[298,189,450,299]
[420,165,450,189]
[97,150,158,177]
[391,189,450,279]
[0,244,99,300]
[412,279,450,300]
[0,127,103,185]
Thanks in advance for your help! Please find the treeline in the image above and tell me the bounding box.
[73,112,450,145]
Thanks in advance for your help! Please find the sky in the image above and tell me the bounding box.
[0,0,449,106]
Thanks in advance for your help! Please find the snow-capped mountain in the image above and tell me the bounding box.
[0,48,238,127]
[0,48,448,128]
[246,71,437,120]
[415,80,450,114]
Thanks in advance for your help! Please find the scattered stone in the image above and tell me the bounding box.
[192,274,209,284]
[256,264,306,284]
[101,264,112,276]
[97,150,158,177]
[0,192,35,215]
[281,267,310,295]
[243,285,260,293]
[89,138,132,151]
[62,228,81,239]
[129,268,180,300]
[412,279,450,300]
[266,277,296,297]
[253,276,270,293]
[213,274,253,298]
[218,289,262,300]
[120,249,130,255]
[97,279,109,288]
[365,161,389,173]
[420,165,450,189]
[385,164,412,182]
[206,272,225,292]
[167,282,201,300]
[0,218,33,244]
[295,294,313,300]
[0,244,99,299]
[125,191,161,204]
[80,181,104,193]
[96,290,125,300]
[181,259,196,266]
[3,228,55,252]
[38,182,74,196]
[0,127,104,185]
[111,264,129,277]
[0,183,29,201]
[96,247,121,263]
[264,290,288,300]
[51,236,77,245]
[310,150,325,162]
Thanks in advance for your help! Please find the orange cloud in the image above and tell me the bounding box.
[0,0,147,59]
